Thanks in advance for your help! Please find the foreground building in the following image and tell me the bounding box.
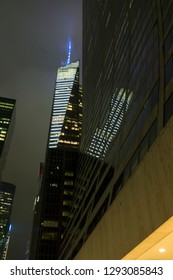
[0,182,16,259]
[59,0,173,259]
[30,61,82,259]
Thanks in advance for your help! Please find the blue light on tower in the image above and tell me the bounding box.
[9,224,12,232]
[67,40,72,64]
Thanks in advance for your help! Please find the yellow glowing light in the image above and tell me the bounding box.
[159,248,166,253]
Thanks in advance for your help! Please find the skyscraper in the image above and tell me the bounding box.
[30,61,82,259]
[48,61,82,149]
[59,0,173,260]
[0,97,16,179]
[0,182,16,260]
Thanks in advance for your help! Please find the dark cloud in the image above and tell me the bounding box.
[0,0,82,259]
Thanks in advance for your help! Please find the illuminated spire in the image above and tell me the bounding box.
[67,40,72,64]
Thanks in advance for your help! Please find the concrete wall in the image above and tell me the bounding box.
[75,117,173,259]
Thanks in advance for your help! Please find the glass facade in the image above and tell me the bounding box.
[87,89,132,158]
[59,0,173,259]
[49,61,81,148]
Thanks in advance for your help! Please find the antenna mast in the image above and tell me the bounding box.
[67,40,72,64]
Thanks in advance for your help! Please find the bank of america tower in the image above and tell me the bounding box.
[30,55,82,259]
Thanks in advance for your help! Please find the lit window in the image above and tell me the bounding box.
[62,211,72,218]
[43,220,58,228]
[65,171,74,176]
[50,183,58,187]
[63,200,72,206]
[64,190,73,195]
[64,181,74,186]
[41,232,58,240]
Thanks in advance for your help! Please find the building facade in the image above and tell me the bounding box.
[30,61,82,259]
[59,0,173,259]
[0,182,16,259]
[0,97,16,180]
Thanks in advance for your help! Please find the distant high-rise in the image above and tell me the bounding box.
[59,0,173,260]
[30,61,82,259]
[0,97,16,179]
[0,182,16,260]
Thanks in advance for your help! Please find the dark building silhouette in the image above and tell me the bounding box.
[0,182,16,259]
[59,0,173,259]
[0,97,16,180]
[30,61,82,259]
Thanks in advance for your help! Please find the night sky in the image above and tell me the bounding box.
[0,0,82,259]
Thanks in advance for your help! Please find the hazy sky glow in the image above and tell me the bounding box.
[0,0,82,259]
